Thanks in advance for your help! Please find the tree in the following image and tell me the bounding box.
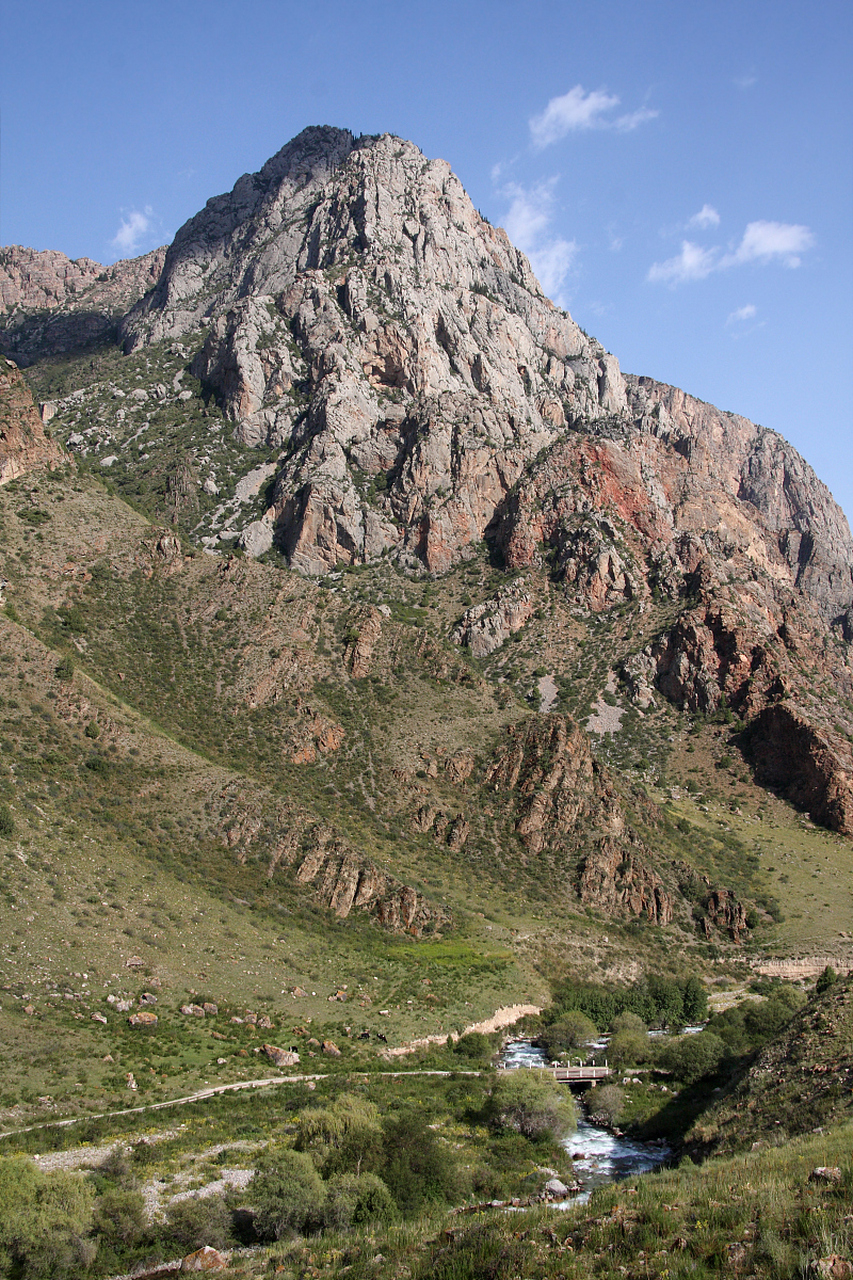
[816,966,838,995]
[658,1032,726,1085]
[608,1028,651,1068]
[681,976,709,1023]
[590,1084,625,1125]
[539,1011,597,1058]
[453,1032,493,1061]
[489,1070,577,1141]
[295,1094,383,1176]
[380,1113,464,1217]
[252,1148,326,1240]
[610,1010,647,1035]
[0,805,13,839]
[55,654,74,681]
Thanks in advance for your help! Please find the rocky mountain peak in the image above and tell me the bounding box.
[3,125,853,837]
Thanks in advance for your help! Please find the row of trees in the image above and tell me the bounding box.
[547,973,708,1035]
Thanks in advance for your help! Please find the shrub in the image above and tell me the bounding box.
[0,805,14,839]
[294,1095,383,1176]
[381,1113,464,1216]
[323,1172,397,1229]
[93,1188,146,1250]
[0,1159,96,1279]
[164,1194,232,1251]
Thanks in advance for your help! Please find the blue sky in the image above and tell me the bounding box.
[2,0,851,522]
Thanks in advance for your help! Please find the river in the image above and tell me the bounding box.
[499,1039,670,1200]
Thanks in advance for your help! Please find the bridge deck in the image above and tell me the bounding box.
[499,1064,612,1081]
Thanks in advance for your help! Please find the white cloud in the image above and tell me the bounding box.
[529,84,657,148]
[501,179,578,299]
[649,219,814,286]
[688,204,720,229]
[503,180,555,246]
[528,238,579,297]
[647,241,718,285]
[110,206,155,256]
[727,304,757,324]
[614,106,659,132]
[725,220,815,268]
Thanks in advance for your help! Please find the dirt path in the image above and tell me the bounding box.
[382,1002,541,1058]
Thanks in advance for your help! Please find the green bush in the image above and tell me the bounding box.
[164,1193,232,1251]
[0,805,14,839]
[453,1032,493,1061]
[323,1172,397,1229]
[608,1028,652,1068]
[488,1070,576,1141]
[92,1188,146,1251]
[0,1158,96,1279]
[381,1113,464,1217]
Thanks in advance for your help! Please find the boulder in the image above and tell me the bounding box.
[128,1010,158,1027]
[263,1044,300,1068]
[181,1245,229,1271]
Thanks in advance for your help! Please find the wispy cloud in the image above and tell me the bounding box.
[727,303,757,325]
[647,241,718,285]
[648,219,815,286]
[501,179,578,299]
[530,84,658,148]
[688,204,720,229]
[110,206,155,257]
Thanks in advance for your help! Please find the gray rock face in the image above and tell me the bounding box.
[452,577,535,657]
[111,126,853,642]
[120,127,626,575]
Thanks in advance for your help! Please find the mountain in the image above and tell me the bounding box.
[1,128,853,1122]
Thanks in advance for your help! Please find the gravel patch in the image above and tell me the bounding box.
[586,673,624,736]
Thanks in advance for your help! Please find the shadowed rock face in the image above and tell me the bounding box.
[0,246,166,364]
[483,714,675,925]
[0,359,66,483]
